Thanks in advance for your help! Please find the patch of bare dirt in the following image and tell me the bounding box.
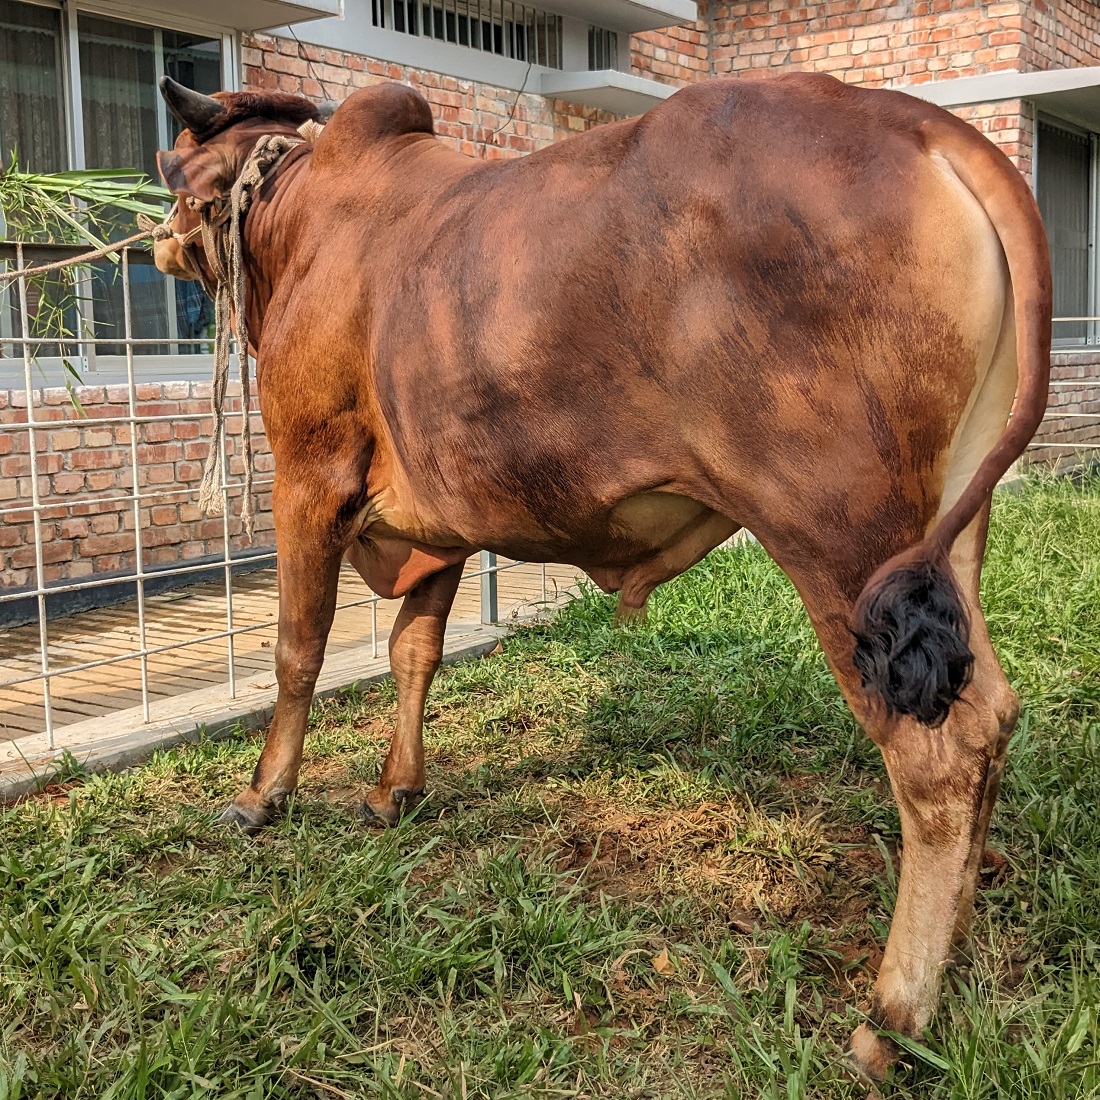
[543,798,884,928]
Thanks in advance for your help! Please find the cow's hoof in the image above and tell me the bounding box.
[217,801,276,835]
[848,1024,898,1084]
[361,786,424,828]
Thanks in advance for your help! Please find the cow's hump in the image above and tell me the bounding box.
[321,83,435,145]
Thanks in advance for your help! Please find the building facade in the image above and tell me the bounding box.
[1,0,1098,595]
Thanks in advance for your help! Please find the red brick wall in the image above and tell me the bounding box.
[709,1,1026,85]
[706,3,1042,185]
[243,33,621,160]
[1023,0,1100,70]
[6,6,1095,595]
[0,383,270,590]
[1029,353,1100,466]
[707,0,1100,85]
[631,9,710,86]
[953,97,1036,183]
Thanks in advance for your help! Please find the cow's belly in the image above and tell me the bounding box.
[584,493,739,608]
[349,489,737,606]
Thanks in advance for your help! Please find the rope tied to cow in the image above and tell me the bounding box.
[0,123,319,545]
[192,132,303,542]
[0,221,175,285]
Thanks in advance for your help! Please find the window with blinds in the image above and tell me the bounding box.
[1036,120,1094,346]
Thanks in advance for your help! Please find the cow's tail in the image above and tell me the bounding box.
[850,119,1052,728]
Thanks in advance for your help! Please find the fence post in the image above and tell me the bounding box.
[17,244,54,748]
[480,550,498,625]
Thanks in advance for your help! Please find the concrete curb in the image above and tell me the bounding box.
[0,624,506,802]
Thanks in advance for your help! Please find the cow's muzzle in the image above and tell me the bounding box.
[154,236,199,281]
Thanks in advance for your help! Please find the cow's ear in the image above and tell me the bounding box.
[156,145,229,203]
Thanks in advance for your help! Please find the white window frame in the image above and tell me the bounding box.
[1036,110,1100,349]
[0,0,238,386]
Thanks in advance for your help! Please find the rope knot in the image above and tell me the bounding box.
[136,214,174,241]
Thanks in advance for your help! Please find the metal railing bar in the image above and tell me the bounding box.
[2,617,290,687]
[220,427,237,700]
[1,563,534,691]
[0,579,405,670]
[0,315,1093,347]
[0,476,275,519]
[0,551,279,604]
[0,335,216,347]
[480,549,498,624]
[17,244,54,748]
[0,552,524,608]
[1027,442,1100,448]
[0,410,261,430]
[0,591,392,689]
[462,559,527,582]
[122,252,152,724]
[1,395,1092,435]
[0,555,525,614]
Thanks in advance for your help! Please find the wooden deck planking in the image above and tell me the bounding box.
[2,560,582,745]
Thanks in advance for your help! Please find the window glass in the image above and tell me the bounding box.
[1037,121,1092,346]
[0,0,65,173]
[0,3,72,360]
[79,15,221,356]
[588,27,618,71]
[163,31,223,144]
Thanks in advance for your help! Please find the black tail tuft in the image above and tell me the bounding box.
[851,558,974,727]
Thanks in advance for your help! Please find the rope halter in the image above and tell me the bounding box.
[177,132,305,543]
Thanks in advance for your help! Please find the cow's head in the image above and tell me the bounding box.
[153,77,324,281]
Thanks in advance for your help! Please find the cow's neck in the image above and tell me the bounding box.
[237,147,311,342]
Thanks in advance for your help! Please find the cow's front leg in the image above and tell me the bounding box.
[219,487,344,833]
[363,561,464,826]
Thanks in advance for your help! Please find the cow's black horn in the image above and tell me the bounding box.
[159,75,227,133]
[317,100,339,122]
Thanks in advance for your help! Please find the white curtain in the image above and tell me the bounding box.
[0,0,65,174]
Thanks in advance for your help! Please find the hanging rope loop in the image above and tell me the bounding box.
[192,132,304,543]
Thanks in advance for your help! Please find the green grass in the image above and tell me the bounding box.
[2,474,1099,1099]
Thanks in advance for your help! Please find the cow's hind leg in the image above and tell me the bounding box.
[362,562,464,827]
[849,641,1016,1081]
[941,530,1019,965]
[770,528,1016,1082]
[219,492,344,833]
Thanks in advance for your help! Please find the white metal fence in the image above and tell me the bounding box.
[0,244,549,763]
[1,241,1097,768]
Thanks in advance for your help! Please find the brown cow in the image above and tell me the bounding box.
[153,73,1050,1080]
